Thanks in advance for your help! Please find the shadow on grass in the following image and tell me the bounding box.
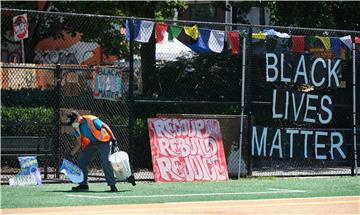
[44,189,132,193]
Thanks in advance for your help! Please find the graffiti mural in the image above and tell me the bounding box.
[148,118,229,182]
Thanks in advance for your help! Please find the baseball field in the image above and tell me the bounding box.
[1,176,359,214]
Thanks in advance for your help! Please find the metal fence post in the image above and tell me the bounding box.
[246,25,253,176]
[238,34,247,179]
[54,64,62,178]
[128,18,135,172]
[352,42,358,176]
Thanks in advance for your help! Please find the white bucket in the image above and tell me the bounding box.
[109,151,132,180]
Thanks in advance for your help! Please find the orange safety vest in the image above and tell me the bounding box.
[80,115,111,149]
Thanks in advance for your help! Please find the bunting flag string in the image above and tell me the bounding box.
[123,18,357,56]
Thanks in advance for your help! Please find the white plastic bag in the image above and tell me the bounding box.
[109,150,132,180]
[59,159,84,184]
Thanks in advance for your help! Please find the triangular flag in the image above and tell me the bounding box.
[188,28,211,53]
[264,29,290,38]
[135,20,154,43]
[168,25,182,41]
[227,31,240,55]
[339,35,352,50]
[252,33,266,40]
[155,23,168,44]
[355,36,360,44]
[276,32,291,38]
[125,19,141,40]
[305,36,317,49]
[208,30,225,53]
[264,29,277,36]
[184,25,199,40]
[316,36,331,50]
[291,35,305,53]
[330,37,341,58]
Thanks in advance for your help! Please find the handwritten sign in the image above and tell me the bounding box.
[93,65,124,101]
[13,14,28,40]
[252,52,347,160]
[148,118,228,182]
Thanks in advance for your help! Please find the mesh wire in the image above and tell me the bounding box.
[1,8,359,184]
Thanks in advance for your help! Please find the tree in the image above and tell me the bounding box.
[268,1,360,30]
[1,1,187,92]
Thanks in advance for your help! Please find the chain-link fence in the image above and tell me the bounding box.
[1,8,359,184]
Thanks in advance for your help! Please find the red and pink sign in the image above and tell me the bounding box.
[13,14,28,40]
[148,118,229,182]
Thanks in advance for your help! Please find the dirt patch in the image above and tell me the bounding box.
[2,196,359,214]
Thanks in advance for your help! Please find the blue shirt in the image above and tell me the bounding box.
[74,118,103,142]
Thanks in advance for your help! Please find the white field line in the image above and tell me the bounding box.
[64,188,306,199]
[165,195,360,205]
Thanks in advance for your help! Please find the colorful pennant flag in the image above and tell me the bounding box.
[339,35,352,50]
[125,19,154,43]
[125,19,141,40]
[305,36,317,49]
[168,25,182,41]
[330,37,341,58]
[264,29,290,38]
[208,30,225,53]
[155,23,168,44]
[136,20,155,43]
[188,28,211,53]
[252,33,266,40]
[227,31,240,55]
[316,36,331,50]
[291,35,305,53]
[184,25,199,40]
[355,36,360,44]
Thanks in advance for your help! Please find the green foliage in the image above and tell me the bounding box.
[1,89,56,107]
[146,53,242,101]
[1,1,188,59]
[1,106,55,136]
[268,1,360,30]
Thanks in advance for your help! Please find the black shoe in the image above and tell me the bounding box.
[108,185,118,192]
[127,174,136,186]
[72,184,89,192]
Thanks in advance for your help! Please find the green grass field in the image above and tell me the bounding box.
[1,176,359,209]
